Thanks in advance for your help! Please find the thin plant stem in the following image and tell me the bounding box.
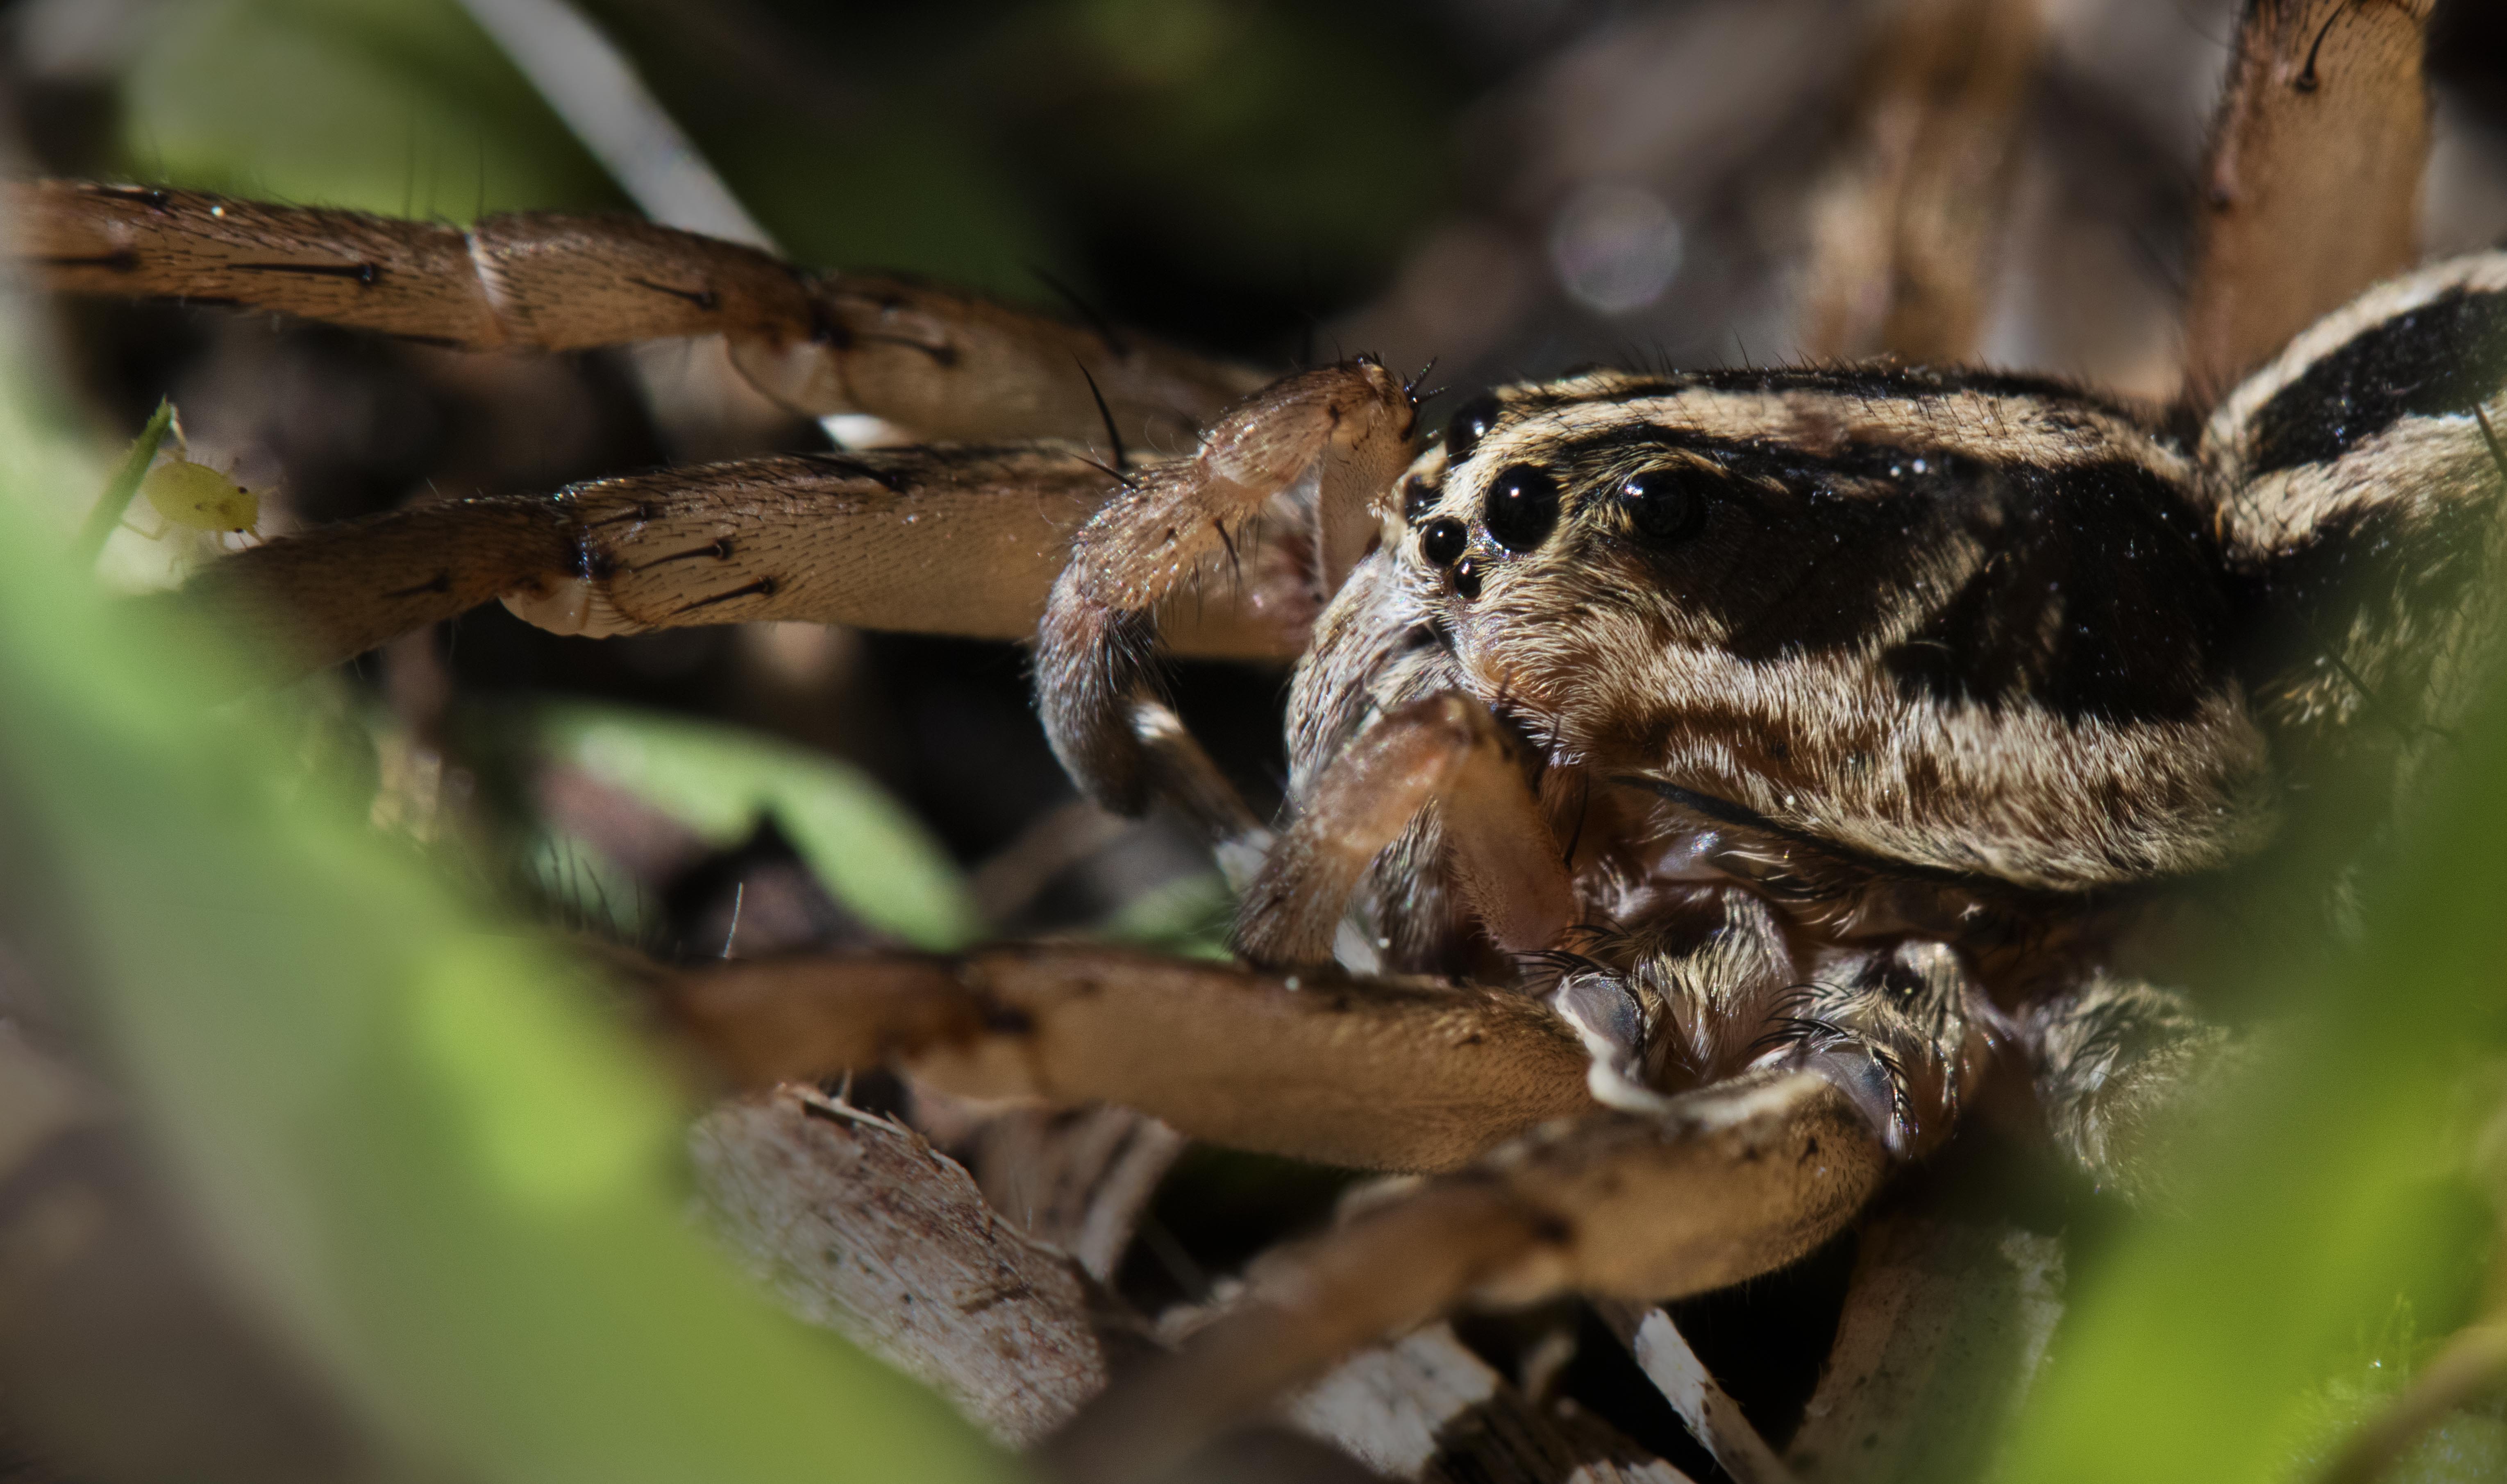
[73,398,176,569]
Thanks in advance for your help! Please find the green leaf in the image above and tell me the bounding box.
[0,296,1012,1483]
[122,0,618,218]
[1095,870,1235,960]
[540,701,981,949]
[1998,708,2507,1482]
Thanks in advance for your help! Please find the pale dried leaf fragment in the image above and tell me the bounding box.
[1599,1302,1796,1484]
[1785,1215,2065,1484]
[970,1104,1188,1282]
[1286,1322,1694,1484]
[688,1085,1108,1446]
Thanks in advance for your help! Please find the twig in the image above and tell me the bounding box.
[2319,1322,2507,1484]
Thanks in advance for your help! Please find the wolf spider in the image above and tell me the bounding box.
[14,0,2505,1477]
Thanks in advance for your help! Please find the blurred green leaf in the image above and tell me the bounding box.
[1095,869,1233,960]
[0,304,1010,1482]
[524,826,653,943]
[122,0,619,218]
[1999,709,2507,1482]
[978,0,1462,295]
[107,0,1469,342]
[540,701,980,949]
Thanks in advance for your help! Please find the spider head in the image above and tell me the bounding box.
[1363,367,2279,894]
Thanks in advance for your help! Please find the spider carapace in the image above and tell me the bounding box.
[1280,365,2276,1154]
[12,0,2507,1475]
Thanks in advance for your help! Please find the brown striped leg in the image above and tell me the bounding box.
[10,180,1262,445]
[1041,1070,1890,1484]
[2182,0,2436,403]
[153,446,1317,677]
[1797,0,2044,363]
[1037,360,1420,810]
[656,943,1595,1175]
[1233,691,1573,969]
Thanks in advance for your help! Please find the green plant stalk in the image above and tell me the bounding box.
[72,395,174,566]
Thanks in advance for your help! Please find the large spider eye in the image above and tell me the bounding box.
[1443,394,1502,461]
[1484,464,1560,552]
[1620,469,1704,542]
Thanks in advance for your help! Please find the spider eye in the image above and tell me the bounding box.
[1401,476,1440,522]
[1443,394,1502,461]
[1484,464,1560,552]
[1620,469,1704,542]
[1420,516,1468,567]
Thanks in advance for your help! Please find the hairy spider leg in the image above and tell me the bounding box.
[142,447,1316,678]
[655,944,1595,1175]
[1043,1069,1889,1484]
[660,939,1897,1479]
[2184,0,2437,400]
[9,181,1263,447]
[1036,360,1420,812]
[1234,690,1574,967]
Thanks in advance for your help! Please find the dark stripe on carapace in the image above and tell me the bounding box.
[229,260,381,287]
[675,577,778,613]
[1880,461,2232,724]
[2246,287,2507,473]
[1523,425,2234,724]
[1534,429,1973,663]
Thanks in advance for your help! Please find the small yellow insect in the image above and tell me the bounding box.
[139,454,259,537]
[77,399,266,569]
